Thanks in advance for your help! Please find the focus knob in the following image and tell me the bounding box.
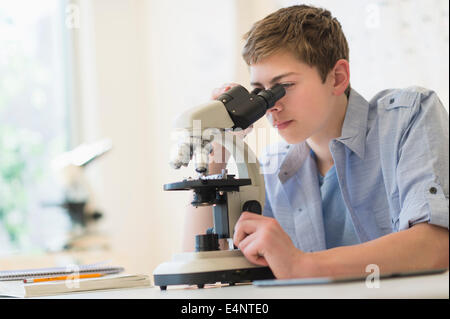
[242,200,262,214]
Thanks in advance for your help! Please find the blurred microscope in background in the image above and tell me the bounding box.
[46,138,112,251]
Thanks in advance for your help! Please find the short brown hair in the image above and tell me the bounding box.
[242,5,350,96]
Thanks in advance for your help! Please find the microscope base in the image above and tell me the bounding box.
[153,250,275,290]
[154,267,274,290]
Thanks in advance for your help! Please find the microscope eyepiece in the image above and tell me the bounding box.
[217,84,286,130]
[257,84,286,109]
[250,88,262,95]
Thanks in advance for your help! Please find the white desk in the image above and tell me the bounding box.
[36,270,449,299]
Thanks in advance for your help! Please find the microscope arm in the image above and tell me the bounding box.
[216,130,265,240]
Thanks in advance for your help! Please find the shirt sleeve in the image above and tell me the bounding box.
[262,188,274,218]
[396,90,449,230]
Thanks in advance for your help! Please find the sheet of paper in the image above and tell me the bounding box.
[0,280,26,298]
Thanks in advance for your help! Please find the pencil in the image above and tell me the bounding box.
[24,273,103,283]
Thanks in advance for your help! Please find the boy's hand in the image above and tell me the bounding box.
[210,82,239,100]
[233,212,304,279]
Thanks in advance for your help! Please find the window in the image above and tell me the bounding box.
[0,0,72,254]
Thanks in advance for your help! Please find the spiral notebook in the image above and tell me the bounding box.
[0,263,152,297]
[0,263,124,281]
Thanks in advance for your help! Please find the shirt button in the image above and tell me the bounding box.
[429,187,437,194]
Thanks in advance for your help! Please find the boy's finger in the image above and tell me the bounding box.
[239,235,269,266]
[211,83,239,100]
[233,218,258,246]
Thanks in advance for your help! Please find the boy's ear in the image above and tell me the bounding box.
[331,59,350,96]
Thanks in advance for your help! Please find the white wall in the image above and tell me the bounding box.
[73,0,449,275]
[279,0,449,111]
[74,0,154,273]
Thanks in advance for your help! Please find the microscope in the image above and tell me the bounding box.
[153,84,285,290]
[48,139,112,249]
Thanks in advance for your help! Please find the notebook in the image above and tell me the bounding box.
[0,263,124,281]
[0,274,152,297]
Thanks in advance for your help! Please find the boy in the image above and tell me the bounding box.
[183,5,448,279]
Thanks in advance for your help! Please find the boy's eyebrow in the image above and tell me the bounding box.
[250,72,299,87]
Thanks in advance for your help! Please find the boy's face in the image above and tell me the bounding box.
[250,50,338,144]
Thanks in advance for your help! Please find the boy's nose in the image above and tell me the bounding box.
[266,101,283,115]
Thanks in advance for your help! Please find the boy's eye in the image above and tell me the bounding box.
[252,83,294,91]
[280,83,294,89]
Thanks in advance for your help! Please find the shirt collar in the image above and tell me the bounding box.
[336,88,369,159]
[278,88,369,183]
[279,142,310,183]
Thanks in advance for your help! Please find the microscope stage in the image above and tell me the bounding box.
[164,177,251,191]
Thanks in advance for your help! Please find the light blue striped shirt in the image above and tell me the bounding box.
[260,87,449,252]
